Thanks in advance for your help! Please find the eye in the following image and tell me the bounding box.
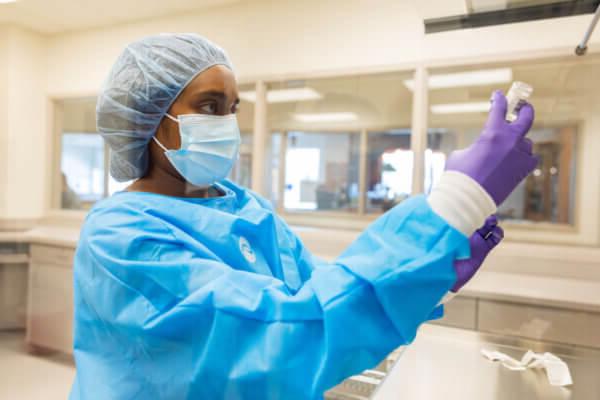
[199,103,217,114]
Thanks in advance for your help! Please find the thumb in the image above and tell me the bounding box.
[485,90,508,127]
[511,103,535,138]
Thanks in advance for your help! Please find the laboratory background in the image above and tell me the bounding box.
[0,0,600,399]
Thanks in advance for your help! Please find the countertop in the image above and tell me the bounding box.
[0,231,29,243]
[374,325,600,400]
[22,226,79,249]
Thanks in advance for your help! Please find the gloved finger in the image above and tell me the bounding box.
[516,138,534,154]
[484,215,498,228]
[486,90,508,126]
[511,103,535,137]
[488,226,504,246]
[476,215,498,237]
[479,224,504,249]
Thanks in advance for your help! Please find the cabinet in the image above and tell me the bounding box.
[26,244,75,354]
[478,299,600,348]
[431,296,477,330]
[0,241,29,329]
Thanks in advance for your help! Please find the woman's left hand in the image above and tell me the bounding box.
[451,215,504,292]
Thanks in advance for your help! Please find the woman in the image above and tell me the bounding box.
[70,34,537,399]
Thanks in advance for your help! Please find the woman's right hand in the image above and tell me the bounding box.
[445,90,539,206]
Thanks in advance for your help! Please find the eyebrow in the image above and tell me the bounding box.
[193,90,227,100]
[191,90,239,105]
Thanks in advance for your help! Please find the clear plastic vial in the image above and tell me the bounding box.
[505,81,533,122]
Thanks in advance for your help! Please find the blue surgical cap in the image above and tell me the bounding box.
[96,33,234,182]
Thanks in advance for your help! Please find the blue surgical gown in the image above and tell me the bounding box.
[70,180,469,400]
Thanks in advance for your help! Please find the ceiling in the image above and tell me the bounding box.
[0,0,585,35]
[0,0,241,34]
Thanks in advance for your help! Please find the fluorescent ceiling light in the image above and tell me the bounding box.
[239,88,322,103]
[430,102,491,114]
[294,112,358,122]
[404,68,512,90]
[470,0,508,13]
[0,0,18,3]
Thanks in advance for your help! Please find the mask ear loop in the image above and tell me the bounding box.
[152,136,169,152]
[165,113,179,123]
[152,113,179,152]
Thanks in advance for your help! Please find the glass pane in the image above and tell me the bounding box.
[426,56,591,224]
[57,85,256,209]
[267,71,414,213]
[266,133,282,209]
[60,133,104,210]
[230,83,255,188]
[426,129,456,194]
[229,133,253,188]
[366,130,412,214]
[58,98,103,210]
[500,127,576,223]
[284,132,360,212]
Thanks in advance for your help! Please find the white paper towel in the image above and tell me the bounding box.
[481,348,573,386]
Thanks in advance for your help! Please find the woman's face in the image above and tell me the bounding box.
[150,65,240,175]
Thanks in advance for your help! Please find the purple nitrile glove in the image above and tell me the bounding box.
[451,215,503,293]
[445,91,539,206]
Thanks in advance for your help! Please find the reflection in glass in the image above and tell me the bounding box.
[61,172,81,210]
[425,130,456,194]
[501,127,576,223]
[266,133,281,208]
[230,133,253,188]
[230,83,256,189]
[284,132,360,212]
[61,133,104,209]
[366,130,412,213]
[268,71,414,212]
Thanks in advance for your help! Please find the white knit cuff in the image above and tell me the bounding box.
[427,171,496,236]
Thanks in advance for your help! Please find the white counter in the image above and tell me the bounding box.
[374,325,600,400]
[22,226,79,249]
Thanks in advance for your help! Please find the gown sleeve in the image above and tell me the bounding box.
[72,184,493,399]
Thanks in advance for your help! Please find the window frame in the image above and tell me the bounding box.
[52,101,113,212]
[251,57,594,244]
[48,52,598,245]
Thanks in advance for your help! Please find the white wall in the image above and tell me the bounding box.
[44,0,600,96]
[0,26,47,220]
[0,27,8,217]
[45,0,422,95]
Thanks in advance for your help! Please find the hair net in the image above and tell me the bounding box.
[96,33,234,182]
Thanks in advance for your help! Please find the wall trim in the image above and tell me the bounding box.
[0,218,40,232]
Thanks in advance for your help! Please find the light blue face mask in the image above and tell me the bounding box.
[153,113,241,187]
